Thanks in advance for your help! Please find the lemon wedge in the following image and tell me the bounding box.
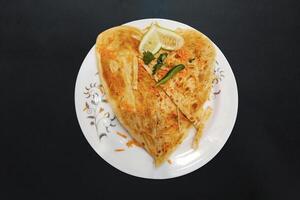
[156,26,184,50]
[138,25,161,54]
[139,24,185,54]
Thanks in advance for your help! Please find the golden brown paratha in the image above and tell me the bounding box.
[142,28,216,148]
[96,26,191,166]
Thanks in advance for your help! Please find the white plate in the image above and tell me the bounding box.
[74,18,238,179]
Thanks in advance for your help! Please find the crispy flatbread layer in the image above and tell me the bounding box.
[144,28,215,131]
[96,26,191,166]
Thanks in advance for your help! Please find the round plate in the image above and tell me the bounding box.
[74,18,238,179]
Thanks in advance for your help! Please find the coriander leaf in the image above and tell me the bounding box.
[157,53,168,63]
[152,63,164,75]
[143,51,155,65]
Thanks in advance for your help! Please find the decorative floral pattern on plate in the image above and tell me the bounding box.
[212,60,224,99]
[83,81,116,141]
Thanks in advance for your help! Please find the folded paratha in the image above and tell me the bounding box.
[143,28,216,148]
[96,26,191,166]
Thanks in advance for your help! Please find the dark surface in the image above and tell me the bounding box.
[1,0,299,199]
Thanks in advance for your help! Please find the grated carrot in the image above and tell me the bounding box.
[174,49,189,61]
[126,140,141,148]
[114,148,125,152]
[115,131,127,139]
[126,140,135,148]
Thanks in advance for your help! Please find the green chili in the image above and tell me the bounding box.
[156,64,185,86]
[152,53,168,75]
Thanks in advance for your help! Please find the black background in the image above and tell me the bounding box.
[1,0,299,199]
